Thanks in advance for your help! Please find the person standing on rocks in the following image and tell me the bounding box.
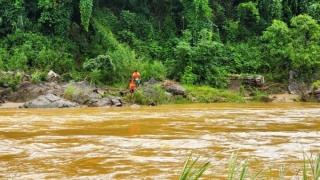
[129,79,136,103]
[132,70,141,88]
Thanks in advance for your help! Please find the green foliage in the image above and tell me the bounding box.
[31,71,47,84]
[63,81,78,100]
[83,55,115,71]
[236,2,261,40]
[90,16,143,85]
[228,150,265,180]
[179,0,213,44]
[222,20,239,43]
[307,3,320,23]
[228,150,249,180]
[247,89,269,103]
[38,0,53,9]
[184,85,244,103]
[80,0,93,32]
[89,69,102,85]
[125,85,171,105]
[311,80,320,91]
[302,152,320,180]
[1,0,320,89]
[180,150,320,180]
[6,47,28,71]
[258,0,282,24]
[61,73,73,82]
[168,29,229,88]
[38,0,74,36]
[226,43,262,74]
[179,153,210,180]
[141,60,167,82]
[61,71,86,82]
[0,32,75,74]
[260,19,291,82]
[106,46,142,85]
[83,55,115,85]
[287,14,320,80]
[260,14,320,82]
[181,65,197,85]
[0,72,22,90]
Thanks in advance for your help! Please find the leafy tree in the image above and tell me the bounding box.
[260,19,291,82]
[307,2,320,23]
[141,60,167,81]
[179,0,213,44]
[225,42,262,74]
[37,0,74,36]
[236,2,261,40]
[260,14,320,82]
[287,14,320,82]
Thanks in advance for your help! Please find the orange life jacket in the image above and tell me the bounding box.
[133,72,140,79]
[129,81,135,90]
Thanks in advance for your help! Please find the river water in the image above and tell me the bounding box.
[0,103,320,180]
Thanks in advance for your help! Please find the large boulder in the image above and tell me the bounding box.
[23,94,79,108]
[87,97,112,107]
[47,70,61,82]
[165,84,187,96]
[143,77,158,86]
[6,81,65,102]
[111,97,123,106]
[0,87,12,99]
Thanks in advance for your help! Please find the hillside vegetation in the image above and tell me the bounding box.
[0,0,319,88]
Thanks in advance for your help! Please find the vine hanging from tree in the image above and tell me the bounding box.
[80,0,93,31]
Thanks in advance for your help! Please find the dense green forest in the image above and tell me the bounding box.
[0,0,320,87]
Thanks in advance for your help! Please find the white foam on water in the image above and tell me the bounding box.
[1,104,320,179]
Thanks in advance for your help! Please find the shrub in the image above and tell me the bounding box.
[124,84,171,105]
[311,80,320,92]
[0,72,22,90]
[141,60,167,82]
[31,71,47,84]
[63,82,78,100]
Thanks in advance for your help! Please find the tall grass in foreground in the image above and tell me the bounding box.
[303,152,320,180]
[180,151,320,180]
[228,150,264,180]
[179,153,210,180]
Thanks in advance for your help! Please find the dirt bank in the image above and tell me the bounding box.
[0,102,24,109]
[268,94,300,103]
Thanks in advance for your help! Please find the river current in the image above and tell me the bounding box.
[0,103,319,179]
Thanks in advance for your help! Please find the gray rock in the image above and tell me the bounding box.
[144,77,157,86]
[88,97,112,107]
[111,97,123,106]
[131,104,140,108]
[23,94,79,108]
[165,84,187,96]
[288,81,309,95]
[0,87,11,97]
[47,70,61,82]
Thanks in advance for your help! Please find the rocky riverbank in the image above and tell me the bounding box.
[0,70,318,109]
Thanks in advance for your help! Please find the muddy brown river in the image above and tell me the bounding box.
[0,103,320,179]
